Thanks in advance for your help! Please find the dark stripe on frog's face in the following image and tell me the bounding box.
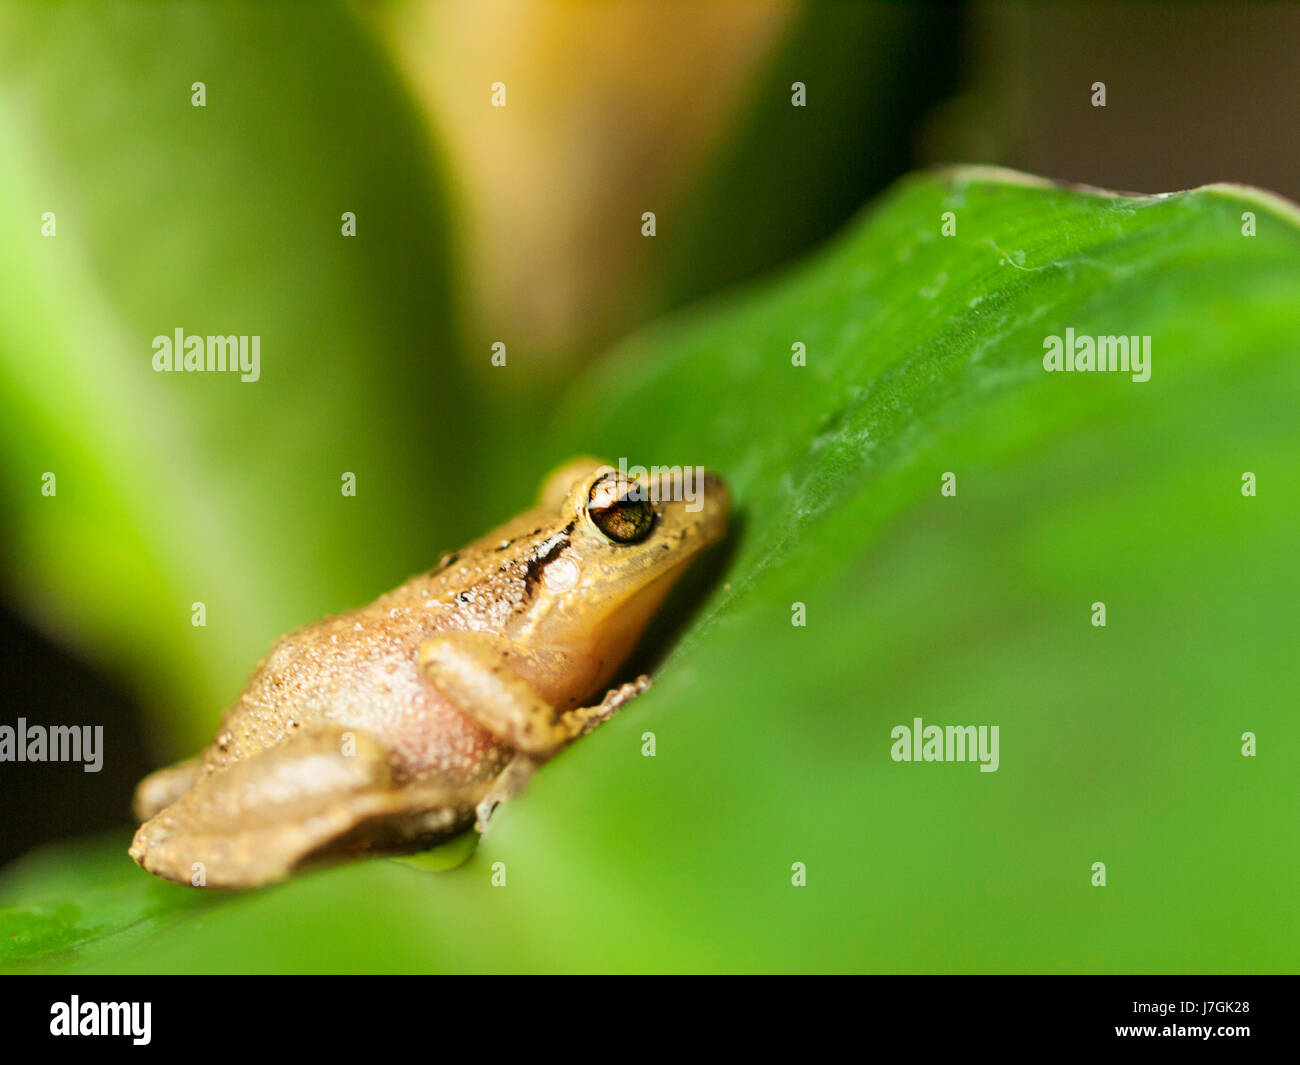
[522,521,575,594]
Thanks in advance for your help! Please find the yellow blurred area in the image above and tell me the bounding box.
[371,0,797,366]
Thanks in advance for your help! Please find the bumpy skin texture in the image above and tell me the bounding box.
[130,458,728,888]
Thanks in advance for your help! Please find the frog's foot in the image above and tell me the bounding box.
[475,753,543,832]
[472,676,651,832]
[129,726,486,889]
[566,674,650,736]
[132,755,203,820]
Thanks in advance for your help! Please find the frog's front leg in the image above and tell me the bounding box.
[129,726,486,888]
[418,631,647,754]
[418,631,649,827]
[418,631,580,756]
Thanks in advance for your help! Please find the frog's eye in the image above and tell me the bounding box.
[587,476,653,544]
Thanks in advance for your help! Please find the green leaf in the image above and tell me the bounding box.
[4,168,1298,972]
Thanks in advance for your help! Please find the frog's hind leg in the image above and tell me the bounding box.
[129,726,487,889]
[132,756,203,820]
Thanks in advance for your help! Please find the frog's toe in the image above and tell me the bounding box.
[132,756,203,820]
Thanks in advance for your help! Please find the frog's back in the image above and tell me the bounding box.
[199,510,553,784]
[200,580,502,785]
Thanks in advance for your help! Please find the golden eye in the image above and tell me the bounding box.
[587,476,653,543]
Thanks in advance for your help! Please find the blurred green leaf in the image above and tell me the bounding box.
[3,168,1298,972]
[0,1,478,754]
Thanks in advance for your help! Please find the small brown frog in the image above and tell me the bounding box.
[130,458,728,888]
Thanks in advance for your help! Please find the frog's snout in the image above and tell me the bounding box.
[702,469,727,508]
[633,464,729,552]
[688,468,729,549]
[700,469,728,521]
